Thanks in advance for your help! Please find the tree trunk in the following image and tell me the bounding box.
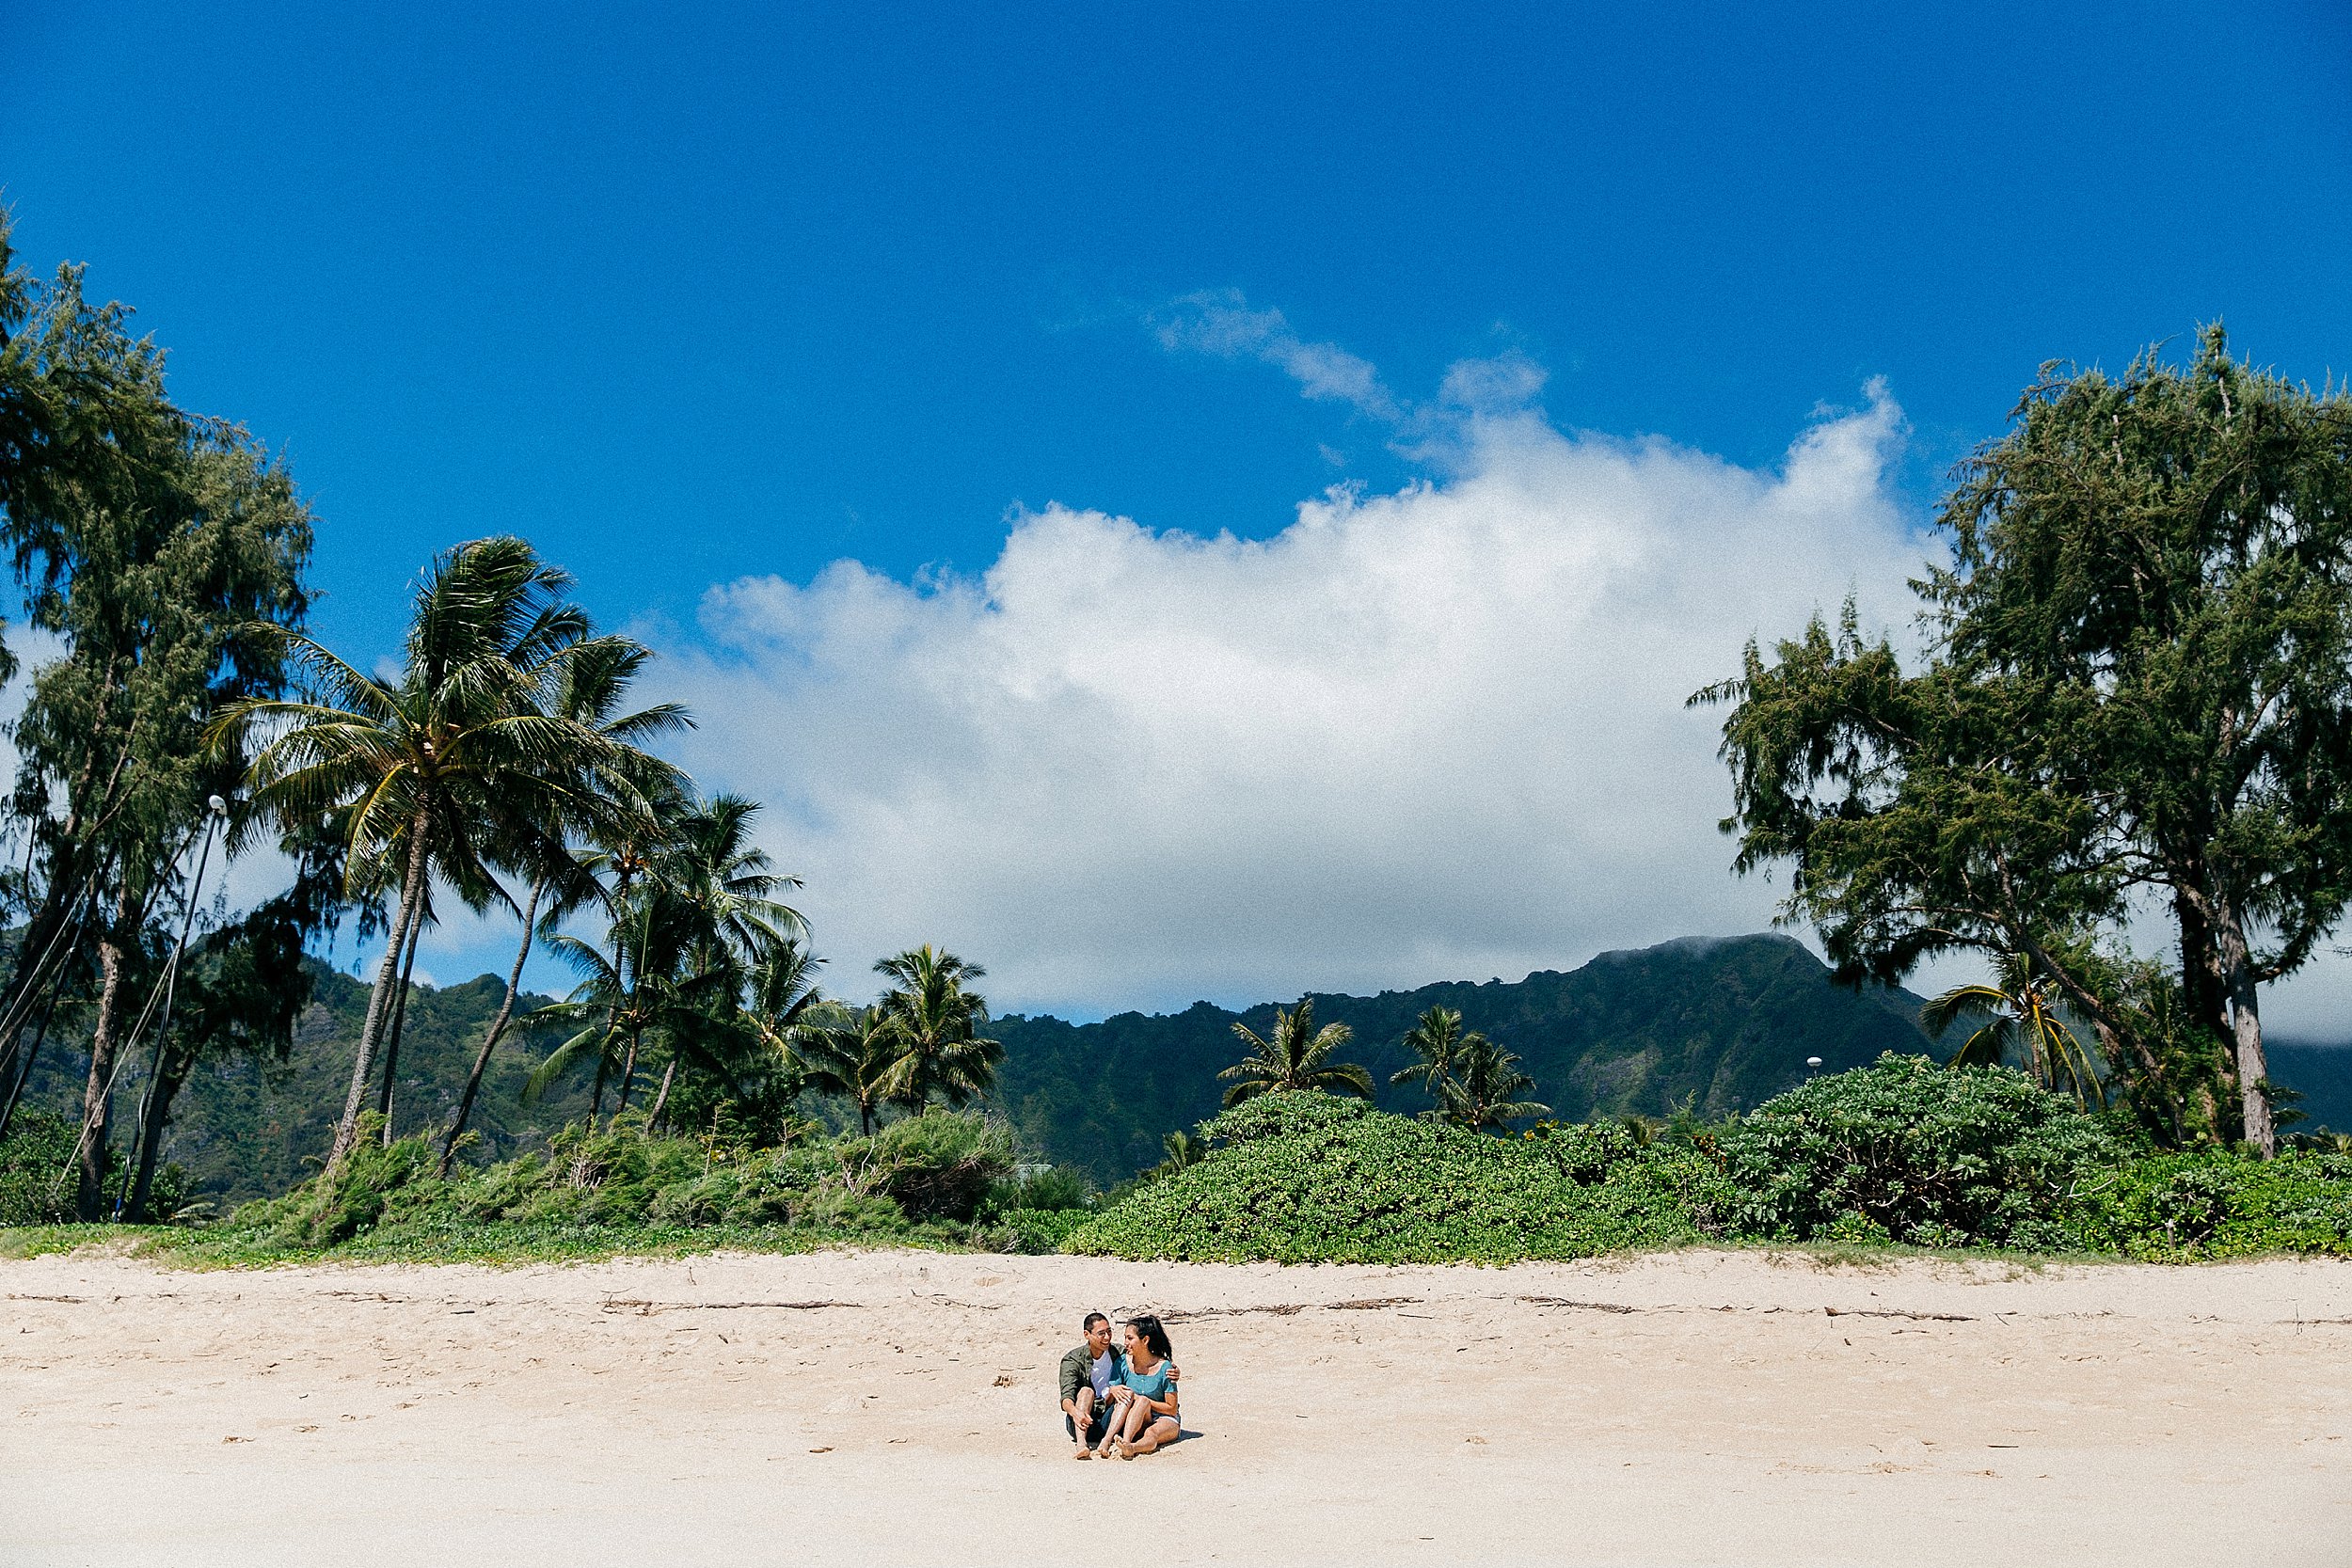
[615,1027,643,1114]
[73,896,136,1221]
[376,915,424,1144]
[125,1037,193,1222]
[333,816,430,1163]
[0,975,65,1145]
[587,1045,609,1132]
[2172,886,2231,1043]
[647,1057,677,1130]
[2210,892,2275,1157]
[438,876,546,1175]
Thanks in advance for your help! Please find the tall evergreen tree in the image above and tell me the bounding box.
[1702,329,2352,1154]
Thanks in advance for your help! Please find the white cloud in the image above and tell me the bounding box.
[1152,290,1404,422]
[657,337,1947,1018]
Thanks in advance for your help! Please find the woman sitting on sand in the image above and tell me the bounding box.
[1099,1314,1180,1459]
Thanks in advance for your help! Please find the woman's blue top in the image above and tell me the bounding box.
[1121,1357,1179,1411]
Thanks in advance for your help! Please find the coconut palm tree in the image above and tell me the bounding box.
[436,639,686,1170]
[1155,1129,1206,1178]
[793,1001,907,1135]
[1436,1035,1548,1132]
[642,794,805,1126]
[524,879,727,1120]
[1391,1005,1474,1102]
[1217,997,1374,1107]
[871,945,1002,1113]
[1922,950,2106,1109]
[220,537,632,1162]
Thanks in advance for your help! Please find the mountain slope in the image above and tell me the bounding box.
[993,933,1934,1181]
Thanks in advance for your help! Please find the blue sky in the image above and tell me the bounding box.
[6,4,2352,1019]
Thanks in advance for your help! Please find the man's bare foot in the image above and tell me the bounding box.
[1073,1444,1092,1459]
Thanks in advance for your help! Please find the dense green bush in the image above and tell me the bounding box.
[0,1109,189,1226]
[218,1107,1041,1254]
[0,1110,80,1226]
[2076,1149,2352,1259]
[1714,1053,2124,1250]
[849,1110,1019,1222]
[1067,1092,1722,1264]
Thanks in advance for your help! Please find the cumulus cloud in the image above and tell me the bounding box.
[657,334,1948,1018]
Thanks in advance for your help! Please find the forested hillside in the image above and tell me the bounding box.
[16,963,588,1208]
[994,934,1937,1181]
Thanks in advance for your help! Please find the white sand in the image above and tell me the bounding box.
[6,1245,2348,1566]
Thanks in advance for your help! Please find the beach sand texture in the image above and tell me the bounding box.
[6,1246,2347,1566]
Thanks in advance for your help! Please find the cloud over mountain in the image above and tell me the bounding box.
[656,325,1935,1018]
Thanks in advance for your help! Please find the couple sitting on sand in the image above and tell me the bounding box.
[1057,1310,1180,1460]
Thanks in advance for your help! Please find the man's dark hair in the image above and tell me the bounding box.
[1083,1311,1108,1332]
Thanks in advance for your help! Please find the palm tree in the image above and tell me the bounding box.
[1391,1005,1473,1101]
[524,879,727,1121]
[643,794,805,1127]
[220,537,629,1162]
[1217,997,1373,1106]
[442,635,690,1170]
[871,945,1002,1113]
[1922,950,2106,1109]
[794,1002,907,1135]
[1436,1035,1548,1132]
[1155,1129,1206,1178]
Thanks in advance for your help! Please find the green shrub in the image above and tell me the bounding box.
[849,1110,1018,1222]
[993,1206,1092,1254]
[1202,1090,1375,1144]
[985,1164,1091,1217]
[2077,1149,2352,1259]
[230,1117,445,1246]
[0,1110,80,1226]
[1716,1054,2123,1251]
[1070,1092,1719,1264]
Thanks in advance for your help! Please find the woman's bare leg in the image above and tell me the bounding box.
[1096,1396,1132,1455]
[1126,1414,1180,1455]
[1111,1399,1162,1456]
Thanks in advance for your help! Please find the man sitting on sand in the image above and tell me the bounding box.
[1059,1311,1122,1457]
[1060,1311,1183,1459]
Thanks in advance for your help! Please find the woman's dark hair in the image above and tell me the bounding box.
[1126,1313,1173,1360]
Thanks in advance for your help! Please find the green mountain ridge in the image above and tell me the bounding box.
[994,932,1939,1180]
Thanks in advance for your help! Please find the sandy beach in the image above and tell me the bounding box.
[6,1245,2347,1567]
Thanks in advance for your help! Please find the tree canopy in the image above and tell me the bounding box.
[1702,327,2352,1154]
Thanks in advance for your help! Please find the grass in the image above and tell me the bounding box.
[0,1218,982,1269]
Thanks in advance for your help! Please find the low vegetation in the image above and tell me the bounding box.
[14,1058,2348,1269]
[1066,1060,2352,1265]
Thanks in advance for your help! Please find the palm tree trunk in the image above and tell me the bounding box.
[73,892,137,1220]
[647,1056,677,1130]
[438,875,546,1176]
[587,1043,610,1132]
[615,1026,643,1113]
[334,816,430,1162]
[375,915,424,1144]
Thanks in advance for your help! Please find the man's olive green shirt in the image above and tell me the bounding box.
[1059,1343,1122,1405]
